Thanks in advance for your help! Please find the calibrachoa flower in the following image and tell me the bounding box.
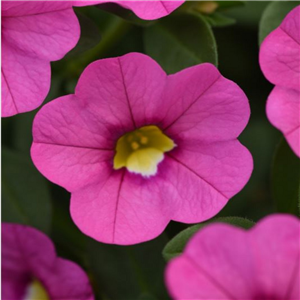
[2,223,94,300]
[1,1,183,117]
[260,5,300,157]
[165,214,300,300]
[1,1,80,117]
[74,0,184,20]
[31,53,253,245]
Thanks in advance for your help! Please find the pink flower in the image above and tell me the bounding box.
[31,53,253,245]
[165,214,300,300]
[73,1,184,20]
[260,6,300,157]
[2,223,94,300]
[1,1,183,118]
[1,1,80,117]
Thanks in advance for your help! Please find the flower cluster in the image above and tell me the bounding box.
[2,2,299,300]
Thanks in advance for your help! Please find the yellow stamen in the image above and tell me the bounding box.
[131,142,140,150]
[114,125,175,177]
[140,136,148,145]
[24,280,50,300]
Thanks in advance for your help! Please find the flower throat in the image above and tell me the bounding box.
[113,125,175,177]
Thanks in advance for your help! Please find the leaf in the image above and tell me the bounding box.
[259,1,300,45]
[215,1,246,11]
[203,12,236,27]
[66,10,102,57]
[271,139,300,215]
[163,217,255,261]
[144,12,217,74]
[2,148,52,233]
[95,3,153,27]
[87,234,170,300]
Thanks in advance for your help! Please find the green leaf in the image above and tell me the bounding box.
[66,10,102,57]
[87,235,170,300]
[2,148,52,233]
[163,217,255,261]
[259,1,300,45]
[272,139,300,215]
[215,1,246,11]
[203,12,236,27]
[96,3,153,27]
[144,12,217,74]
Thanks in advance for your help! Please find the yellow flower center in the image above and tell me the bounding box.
[24,280,50,300]
[114,125,175,177]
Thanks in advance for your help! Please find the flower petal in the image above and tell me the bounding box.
[162,140,253,223]
[1,42,50,117]
[2,223,94,300]
[75,53,167,130]
[250,215,300,299]
[43,258,94,300]
[1,224,56,300]
[162,63,250,142]
[260,6,300,91]
[267,86,300,157]
[165,214,300,300]
[166,224,254,299]
[72,0,184,20]
[70,170,169,245]
[1,2,80,117]
[1,2,74,17]
[2,5,80,61]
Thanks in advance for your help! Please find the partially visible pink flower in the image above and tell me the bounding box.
[31,52,252,245]
[1,1,183,118]
[1,1,80,117]
[260,5,300,157]
[1,223,94,300]
[165,214,300,300]
[73,1,184,21]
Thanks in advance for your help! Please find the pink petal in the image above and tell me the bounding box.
[75,53,167,130]
[166,256,229,300]
[2,223,94,300]
[31,95,115,191]
[70,169,170,245]
[1,2,80,117]
[1,2,75,17]
[73,0,184,20]
[166,224,255,299]
[43,258,94,300]
[250,215,300,299]
[2,6,80,61]
[162,63,250,142]
[260,6,300,91]
[163,140,253,223]
[266,86,300,157]
[1,42,50,117]
[2,223,56,300]
[165,214,300,300]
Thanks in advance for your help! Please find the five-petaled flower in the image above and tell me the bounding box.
[31,52,253,245]
[1,223,94,300]
[260,5,300,157]
[165,214,300,300]
[1,0,183,117]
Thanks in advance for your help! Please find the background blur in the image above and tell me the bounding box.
[2,1,300,299]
